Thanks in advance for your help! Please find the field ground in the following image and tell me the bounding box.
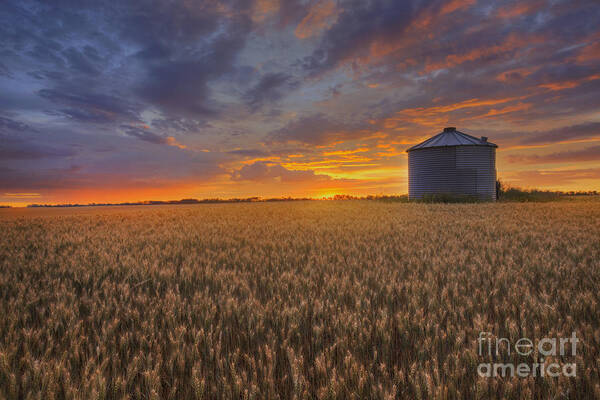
[1,200,599,399]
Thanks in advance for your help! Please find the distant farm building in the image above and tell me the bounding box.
[406,127,498,201]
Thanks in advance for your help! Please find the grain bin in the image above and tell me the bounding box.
[406,127,498,200]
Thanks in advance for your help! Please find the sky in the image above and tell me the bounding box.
[1,0,599,206]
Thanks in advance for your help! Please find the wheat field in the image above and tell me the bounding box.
[0,200,599,399]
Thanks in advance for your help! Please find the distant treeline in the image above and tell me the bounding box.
[26,197,315,208]
[329,190,600,203]
[496,180,598,202]
[20,188,600,208]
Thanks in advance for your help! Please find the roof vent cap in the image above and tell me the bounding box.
[481,136,488,142]
[443,127,456,132]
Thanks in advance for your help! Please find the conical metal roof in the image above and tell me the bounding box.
[406,127,497,152]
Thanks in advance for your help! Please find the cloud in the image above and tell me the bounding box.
[227,149,269,157]
[0,116,77,159]
[231,161,332,183]
[150,118,210,134]
[576,41,600,64]
[537,73,600,92]
[496,67,539,82]
[136,32,248,117]
[424,33,533,73]
[506,145,600,164]
[243,72,297,111]
[2,0,254,122]
[505,167,600,187]
[62,47,101,76]
[124,1,254,117]
[276,0,307,28]
[0,62,10,77]
[0,116,30,133]
[521,122,600,145]
[300,1,419,74]
[295,0,341,39]
[0,135,77,159]
[122,125,186,149]
[438,0,477,15]
[38,89,140,123]
[0,164,89,191]
[380,97,526,129]
[495,0,545,19]
[3,192,41,198]
[269,113,372,145]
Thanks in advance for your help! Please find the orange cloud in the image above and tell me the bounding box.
[364,0,475,64]
[368,21,426,60]
[252,0,279,23]
[576,41,600,64]
[538,81,579,91]
[439,0,477,16]
[323,148,369,156]
[466,102,532,119]
[165,137,187,149]
[295,0,340,39]
[240,156,281,165]
[425,34,535,72]
[374,149,404,157]
[496,1,544,19]
[3,193,42,198]
[379,96,527,128]
[401,96,520,115]
[496,66,539,82]
[538,74,600,91]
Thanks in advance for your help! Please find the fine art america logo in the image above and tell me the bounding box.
[477,332,579,378]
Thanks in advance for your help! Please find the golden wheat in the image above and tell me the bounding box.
[0,200,599,399]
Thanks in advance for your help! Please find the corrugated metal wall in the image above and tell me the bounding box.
[408,146,496,200]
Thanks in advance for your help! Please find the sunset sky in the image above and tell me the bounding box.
[1,0,599,205]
